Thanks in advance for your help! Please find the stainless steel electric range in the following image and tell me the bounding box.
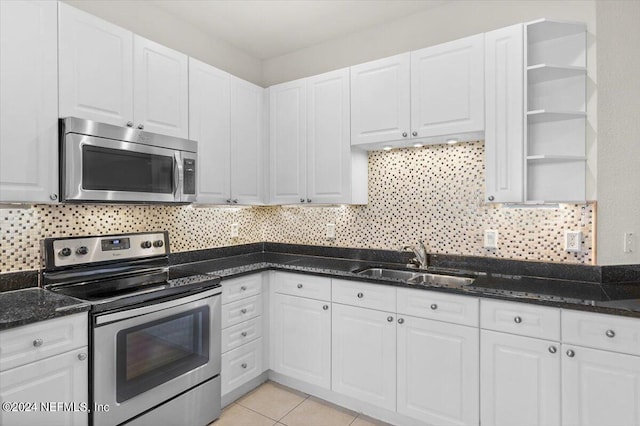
[42,232,221,426]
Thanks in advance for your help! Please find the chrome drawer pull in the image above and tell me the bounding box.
[430,304,438,310]
[240,285,247,291]
[387,316,394,322]
[78,353,87,361]
[397,318,405,324]
[548,346,557,354]
[323,305,329,310]
[514,316,522,324]
[297,284,303,289]
[606,329,615,338]
[241,331,248,337]
[241,363,248,369]
[566,349,575,358]
[240,308,247,314]
[357,292,364,299]
[33,338,43,347]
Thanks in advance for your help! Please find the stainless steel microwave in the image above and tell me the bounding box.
[60,117,197,203]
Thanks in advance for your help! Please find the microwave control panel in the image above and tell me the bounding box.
[184,158,196,195]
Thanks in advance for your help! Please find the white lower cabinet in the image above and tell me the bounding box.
[397,315,479,426]
[221,338,263,395]
[562,345,640,426]
[331,303,396,411]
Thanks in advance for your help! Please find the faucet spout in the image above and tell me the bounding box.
[400,240,429,269]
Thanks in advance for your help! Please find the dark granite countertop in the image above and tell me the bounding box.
[0,288,90,331]
[173,252,640,319]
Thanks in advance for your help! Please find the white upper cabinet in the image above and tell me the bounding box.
[231,76,265,204]
[189,58,231,204]
[484,24,525,203]
[58,2,133,127]
[0,0,59,203]
[269,79,307,204]
[133,36,189,138]
[350,53,411,146]
[411,34,485,139]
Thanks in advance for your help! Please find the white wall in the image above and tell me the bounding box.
[62,0,262,85]
[595,0,640,265]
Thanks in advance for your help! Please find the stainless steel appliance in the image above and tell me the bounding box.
[59,117,197,203]
[42,232,221,426]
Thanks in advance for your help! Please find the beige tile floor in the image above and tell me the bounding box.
[211,381,391,426]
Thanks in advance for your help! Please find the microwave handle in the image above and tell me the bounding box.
[174,153,184,200]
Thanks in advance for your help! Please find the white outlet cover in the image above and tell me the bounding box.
[484,230,498,249]
[231,223,239,238]
[565,231,582,252]
[326,223,336,240]
[624,232,635,253]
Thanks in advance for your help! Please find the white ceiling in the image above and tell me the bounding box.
[151,0,445,60]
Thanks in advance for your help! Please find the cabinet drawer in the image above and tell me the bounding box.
[272,272,331,301]
[0,313,88,372]
[397,288,479,327]
[222,274,262,305]
[221,338,263,395]
[562,310,640,356]
[332,279,396,312]
[221,295,262,329]
[221,317,262,354]
[480,300,560,340]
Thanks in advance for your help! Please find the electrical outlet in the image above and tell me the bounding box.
[565,231,582,252]
[484,230,498,249]
[624,232,635,253]
[231,223,239,238]
[325,223,336,240]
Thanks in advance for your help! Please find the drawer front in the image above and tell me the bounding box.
[222,274,262,305]
[221,338,263,395]
[480,299,560,340]
[221,317,263,354]
[0,313,88,372]
[562,310,640,356]
[272,272,331,301]
[397,288,479,327]
[332,279,396,312]
[221,295,262,329]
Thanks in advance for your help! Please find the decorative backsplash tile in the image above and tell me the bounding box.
[0,141,594,273]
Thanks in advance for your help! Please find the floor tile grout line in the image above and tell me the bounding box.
[276,394,310,423]
[348,413,360,426]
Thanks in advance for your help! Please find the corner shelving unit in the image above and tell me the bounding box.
[524,19,587,203]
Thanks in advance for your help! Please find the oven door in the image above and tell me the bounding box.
[92,288,221,426]
[63,133,184,203]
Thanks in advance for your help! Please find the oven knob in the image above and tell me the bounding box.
[141,241,152,249]
[153,240,164,248]
[59,247,72,257]
[76,246,88,255]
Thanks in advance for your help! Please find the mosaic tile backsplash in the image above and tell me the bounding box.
[0,141,594,273]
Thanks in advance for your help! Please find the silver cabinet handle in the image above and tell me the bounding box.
[307,198,312,203]
[548,346,557,354]
[488,195,495,201]
[323,305,329,310]
[49,193,57,200]
[297,283,303,289]
[387,316,394,322]
[78,353,87,361]
[300,198,305,203]
[606,330,615,338]
[233,199,238,204]
[126,121,134,127]
[241,331,248,337]
[33,338,43,347]
[430,304,437,310]
[357,292,364,299]
[412,131,418,137]
[241,363,247,369]
[402,132,408,137]
[240,308,247,314]
[137,124,144,130]
[397,318,405,324]
[226,199,232,203]
[240,285,247,291]
[514,316,522,324]
[566,349,575,358]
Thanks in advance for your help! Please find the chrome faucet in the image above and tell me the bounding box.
[401,240,428,269]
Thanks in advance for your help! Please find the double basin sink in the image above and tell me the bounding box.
[355,267,474,288]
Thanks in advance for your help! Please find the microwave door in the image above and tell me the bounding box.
[63,134,180,203]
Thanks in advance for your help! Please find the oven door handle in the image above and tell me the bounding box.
[94,286,221,326]
[174,152,184,201]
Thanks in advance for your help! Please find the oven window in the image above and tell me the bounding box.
[116,306,210,402]
[82,145,174,193]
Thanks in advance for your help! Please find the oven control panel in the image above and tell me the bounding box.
[46,232,169,268]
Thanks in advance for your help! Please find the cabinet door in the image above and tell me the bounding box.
[306,68,351,204]
[133,36,188,138]
[397,316,479,426]
[350,53,411,146]
[189,58,231,204]
[58,3,133,127]
[269,79,307,204]
[230,77,265,204]
[411,34,485,139]
[484,24,524,203]
[0,0,58,203]
[562,345,640,426]
[0,347,89,426]
[332,304,396,411]
[480,330,560,426]
[270,294,331,388]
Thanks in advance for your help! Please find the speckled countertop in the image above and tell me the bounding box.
[0,288,90,331]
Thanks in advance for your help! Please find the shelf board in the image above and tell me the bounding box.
[526,110,586,123]
[527,64,586,84]
[526,155,586,162]
[526,19,586,44]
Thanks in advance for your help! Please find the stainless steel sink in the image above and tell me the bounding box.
[356,268,474,287]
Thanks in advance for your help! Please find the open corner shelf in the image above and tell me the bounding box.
[526,110,586,123]
[526,19,587,44]
[527,64,586,84]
